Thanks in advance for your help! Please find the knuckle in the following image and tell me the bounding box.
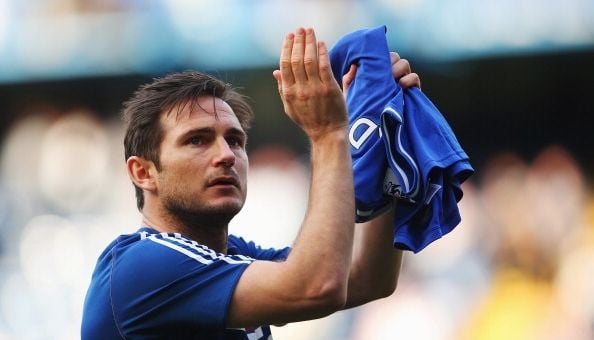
[290,58,301,67]
[399,59,411,70]
[390,52,400,63]
[411,73,421,87]
[282,87,296,99]
[320,84,334,97]
[303,57,316,66]
[280,59,291,68]
[296,89,309,100]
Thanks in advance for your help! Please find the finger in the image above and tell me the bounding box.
[272,70,283,95]
[342,64,357,95]
[392,58,411,79]
[390,52,401,65]
[279,32,295,85]
[291,27,307,82]
[399,73,421,89]
[317,41,335,85]
[303,28,319,80]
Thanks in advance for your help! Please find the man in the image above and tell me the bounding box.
[82,27,420,339]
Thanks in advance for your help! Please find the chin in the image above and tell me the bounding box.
[164,198,243,228]
[208,199,244,215]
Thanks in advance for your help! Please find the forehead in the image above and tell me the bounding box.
[161,96,243,133]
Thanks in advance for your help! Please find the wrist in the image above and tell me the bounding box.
[308,125,349,145]
[309,128,351,166]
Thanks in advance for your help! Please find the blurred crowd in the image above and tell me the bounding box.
[0,107,593,339]
[1,1,593,339]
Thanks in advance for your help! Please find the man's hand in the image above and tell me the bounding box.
[342,52,421,97]
[272,27,348,142]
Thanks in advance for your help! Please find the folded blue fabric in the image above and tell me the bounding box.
[329,26,474,252]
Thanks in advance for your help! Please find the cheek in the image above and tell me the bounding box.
[236,153,249,182]
[238,153,248,170]
[159,160,201,186]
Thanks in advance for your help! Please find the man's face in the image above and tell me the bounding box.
[156,96,248,223]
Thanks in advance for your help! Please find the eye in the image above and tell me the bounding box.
[187,136,204,145]
[226,135,245,148]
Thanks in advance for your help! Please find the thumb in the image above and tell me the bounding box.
[272,70,283,95]
[342,64,357,97]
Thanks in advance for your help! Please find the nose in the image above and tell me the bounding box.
[213,137,236,168]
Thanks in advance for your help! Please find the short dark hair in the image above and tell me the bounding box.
[122,71,254,211]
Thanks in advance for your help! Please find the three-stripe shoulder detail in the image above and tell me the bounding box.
[144,232,254,265]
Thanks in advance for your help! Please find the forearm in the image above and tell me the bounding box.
[228,131,355,326]
[286,130,355,301]
[271,27,355,304]
[345,208,403,309]
[228,28,356,327]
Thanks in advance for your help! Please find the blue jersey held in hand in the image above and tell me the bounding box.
[329,26,473,253]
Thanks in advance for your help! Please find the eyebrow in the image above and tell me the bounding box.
[177,127,247,142]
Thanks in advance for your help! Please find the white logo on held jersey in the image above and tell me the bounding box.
[349,118,378,149]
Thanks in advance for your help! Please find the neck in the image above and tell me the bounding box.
[142,206,230,254]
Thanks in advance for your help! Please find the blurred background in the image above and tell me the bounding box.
[0,0,593,339]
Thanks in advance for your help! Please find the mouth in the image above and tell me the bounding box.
[208,176,240,189]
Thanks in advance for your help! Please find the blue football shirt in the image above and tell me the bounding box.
[82,227,290,339]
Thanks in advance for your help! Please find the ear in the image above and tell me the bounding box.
[126,156,158,192]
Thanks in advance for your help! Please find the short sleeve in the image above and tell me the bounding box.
[110,233,253,338]
[228,235,291,261]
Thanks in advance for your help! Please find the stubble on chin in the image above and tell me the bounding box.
[162,193,243,229]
